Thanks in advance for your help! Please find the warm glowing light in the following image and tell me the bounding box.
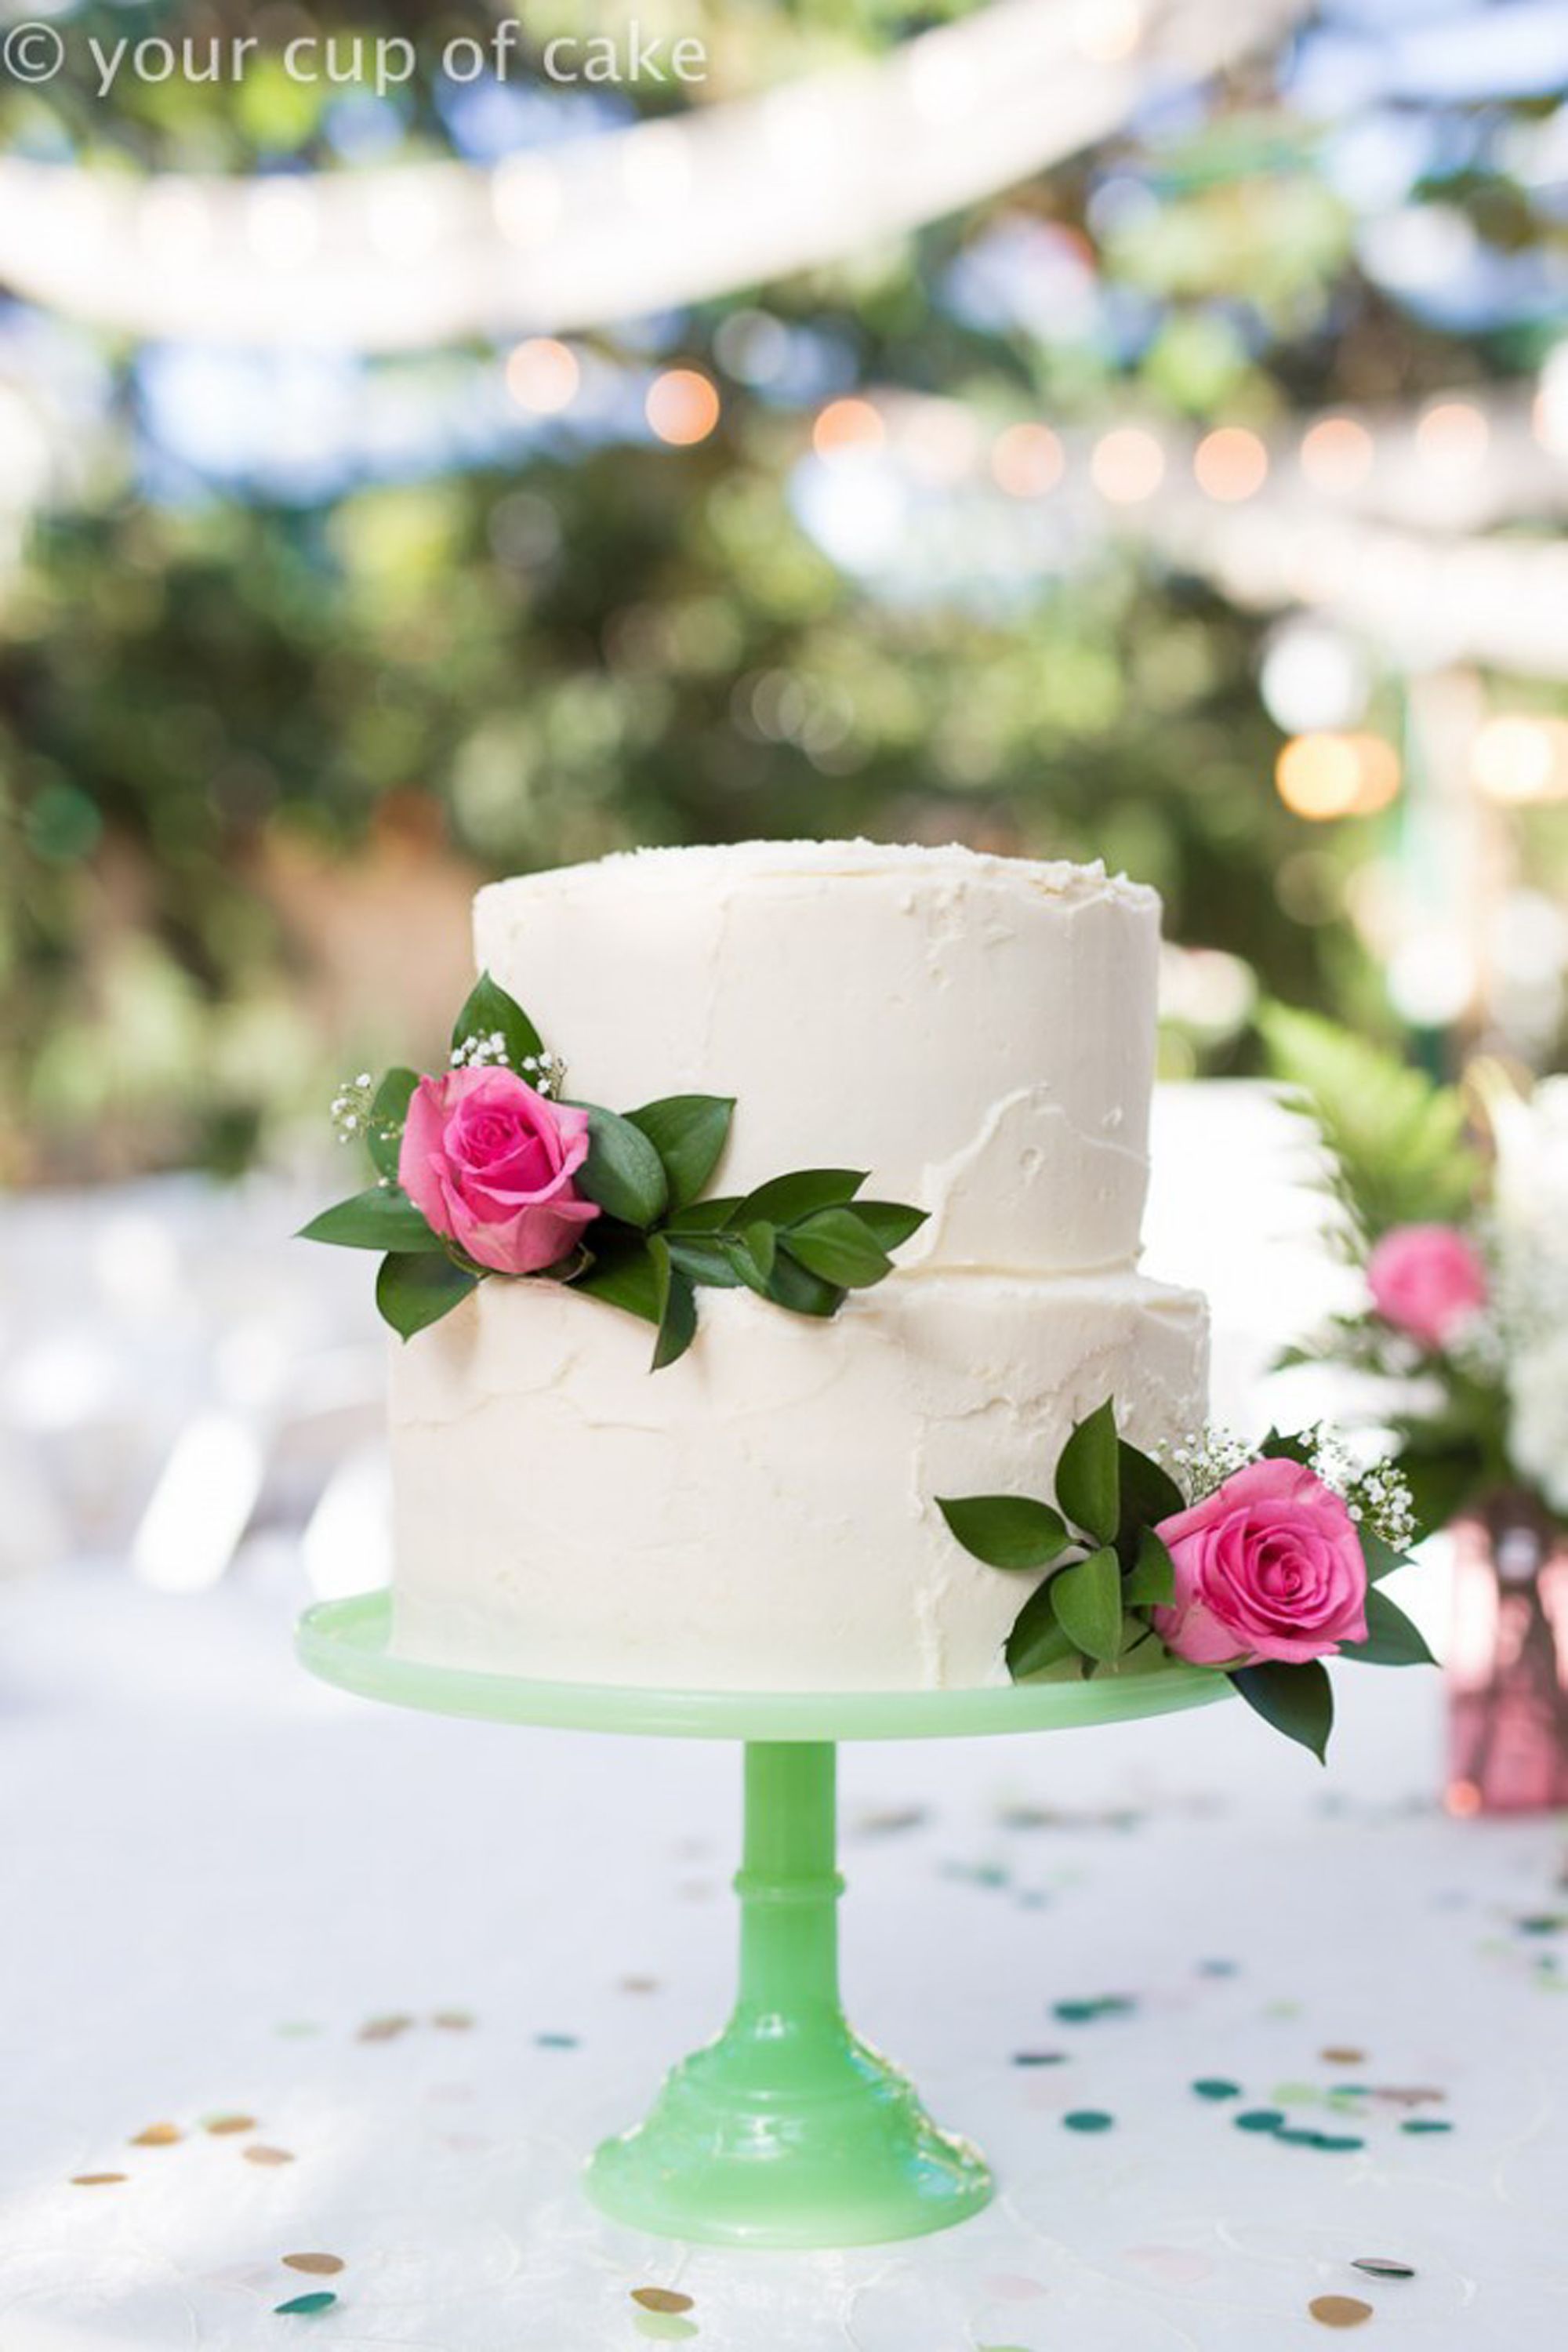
[812,398,885,459]
[1472,715,1568,805]
[1090,426,1164,505]
[504,338,579,415]
[1275,731,1401,820]
[647,368,720,446]
[1415,399,1489,475]
[1299,416,1374,495]
[902,398,982,485]
[991,423,1065,497]
[1446,1778,1483,1819]
[1193,426,1269,503]
[1073,0,1144,64]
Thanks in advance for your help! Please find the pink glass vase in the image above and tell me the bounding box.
[1446,1504,1568,1816]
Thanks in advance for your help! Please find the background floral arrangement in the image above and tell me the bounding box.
[1265,1007,1568,1537]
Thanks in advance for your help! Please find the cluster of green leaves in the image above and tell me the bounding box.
[1260,1004,1483,1245]
[938,1403,1431,1760]
[300,974,924,1367]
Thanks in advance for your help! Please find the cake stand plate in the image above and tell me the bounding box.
[297,1592,1229,2249]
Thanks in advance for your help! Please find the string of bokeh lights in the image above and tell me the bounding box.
[503,333,1568,824]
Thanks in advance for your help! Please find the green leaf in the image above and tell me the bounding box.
[648,1236,698,1370]
[367,1066,418,1179]
[1123,1526,1177,1608]
[626,1094,735,1211]
[1229,1658,1334,1762]
[1342,1585,1435,1668]
[665,1236,745,1290]
[376,1251,477,1340]
[1115,1439,1185,1563]
[573,1104,670,1229]
[936,1494,1072,1570]
[666,1195,742,1233]
[780,1207,893,1289]
[737,1168,867,1225]
[1359,1525,1411,1584]
[1048,1544,1123,1663]
[1005,1584,1080,1680]
[573,1231,662,1323]
[761,1250,844,1319]
[850,1200,928,1251]
[1055,1399,1120,1546]
[741,1221,776,1281]
[451,972,545,1070]
[299,1186,439,1253]
[1259,1426,1314,1466]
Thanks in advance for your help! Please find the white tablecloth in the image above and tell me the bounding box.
[3,1569,1566,2349]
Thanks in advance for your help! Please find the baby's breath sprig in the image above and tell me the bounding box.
[450,1028,511,1072]
[330,1072,375,1145]
[519,1049,568,1101]
[1159,1425,1253,1505]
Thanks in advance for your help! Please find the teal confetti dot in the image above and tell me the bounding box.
[1401,2118,1452,2134]
[1235,2109,1286,2133]
[1062,2110,1115,2132]
[535,2031,579,2049]
[1192,2078,1242,2100]
[1276,2128,1364,2151]
[1053,1995,1136,2024]
[1013,2050,1068,2067]
[1199,1958,1240,1976]
[274,2292,336,2316]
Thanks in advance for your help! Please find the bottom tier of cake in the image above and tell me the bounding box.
[387,1268,1207,1692]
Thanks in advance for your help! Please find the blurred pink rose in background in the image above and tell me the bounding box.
[1367,1223,1487,1351]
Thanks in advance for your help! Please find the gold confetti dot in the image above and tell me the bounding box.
[205,2114,256,2136]
[243,2145,296,2167]
[1321,2047,1367,2066]
[358,2014,414,2042]
[71,2172,127,2187]
[431,2010,474,2031]
[131,2122,182,2147]
[632,2287,695,2314]
[1310,2296,1374,2328]
[282,2253,344,2276]
[620,1976,661,1994]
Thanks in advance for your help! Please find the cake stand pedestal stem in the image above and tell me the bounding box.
[583,1738,993,2247]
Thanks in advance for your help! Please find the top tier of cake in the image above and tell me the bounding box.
[474,839,1159,1276]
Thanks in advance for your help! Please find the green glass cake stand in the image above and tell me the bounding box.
[296,1590,1228,2249]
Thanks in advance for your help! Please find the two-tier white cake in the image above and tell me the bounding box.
[389,840,1207,1690]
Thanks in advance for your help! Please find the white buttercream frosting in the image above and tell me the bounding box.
[474,840,1160,1275]
[391,1270,1207,1691]
[390,839,1209,1691]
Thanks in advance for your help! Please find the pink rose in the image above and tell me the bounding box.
[1366,1223,1487,1352]
[1152,1457,1368,1668]
[398,1068,599,1276]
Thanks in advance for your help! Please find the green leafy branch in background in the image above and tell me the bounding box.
[1259,1004,1483,1245]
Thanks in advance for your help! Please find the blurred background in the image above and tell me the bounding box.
[0,0,1564,1584]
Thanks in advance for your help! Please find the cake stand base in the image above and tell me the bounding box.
[586,1741,989,2246]
[296,1593,1229,2249]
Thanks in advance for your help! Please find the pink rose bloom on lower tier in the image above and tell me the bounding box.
[398,1067,599,1276]
[1366,1222,1487,1352]
[1152,1457,1369,1669]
